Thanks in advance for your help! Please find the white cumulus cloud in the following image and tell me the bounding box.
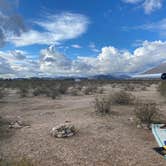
[0,50,40,78]
[0,41,166,78]
[10,12,89,47]
[39,41,166,76]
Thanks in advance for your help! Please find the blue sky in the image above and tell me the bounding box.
[0,0,166,77]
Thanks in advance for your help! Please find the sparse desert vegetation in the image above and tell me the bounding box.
[0,78,166,166]
[158,81,166,97]
[134,100,160,128]
[111,90,135,105]
[93,95,112,115]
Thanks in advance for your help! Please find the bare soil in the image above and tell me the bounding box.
[0,84,166,166]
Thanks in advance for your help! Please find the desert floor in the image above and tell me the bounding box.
[0,83,166,166]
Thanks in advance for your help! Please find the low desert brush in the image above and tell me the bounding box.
[134,100,159,127]
[111,90,135,105]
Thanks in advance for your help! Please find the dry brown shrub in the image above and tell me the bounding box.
[93,95,112,115]
[134,100,159,127]
[111,90,135,105]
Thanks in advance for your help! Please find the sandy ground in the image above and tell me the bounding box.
[0,84,166,166]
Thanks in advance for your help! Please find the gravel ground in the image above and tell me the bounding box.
[0,84,166,166]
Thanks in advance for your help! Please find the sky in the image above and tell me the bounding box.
[0,0,166,78]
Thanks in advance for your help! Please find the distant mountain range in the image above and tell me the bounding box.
[2,73,131,80]
[88,74,131,80]
[144,63,166,74]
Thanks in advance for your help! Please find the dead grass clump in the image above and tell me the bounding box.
[111,90,135,105]
[158,81,166,97]
[134,100,159,128]
[93,95,112,115]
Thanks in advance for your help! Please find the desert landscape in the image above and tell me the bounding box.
[0,79,166,166]
[1,0,166,165]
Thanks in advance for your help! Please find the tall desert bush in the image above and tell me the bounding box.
[93,95,112,115]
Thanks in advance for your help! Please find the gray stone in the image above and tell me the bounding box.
[9,121,23,129]
[50,123,76,138]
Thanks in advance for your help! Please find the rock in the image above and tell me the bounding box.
[50,123,76,138]
[141,123,149,130]
[136,123,150,130]
[128,117,134,122]
[9,121,22,129]
[9,120,30,129]
[137,124,141,129]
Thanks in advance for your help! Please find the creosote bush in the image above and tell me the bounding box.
[134,100,159,127]
[93,95,112,115]
[111,90,135,105]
